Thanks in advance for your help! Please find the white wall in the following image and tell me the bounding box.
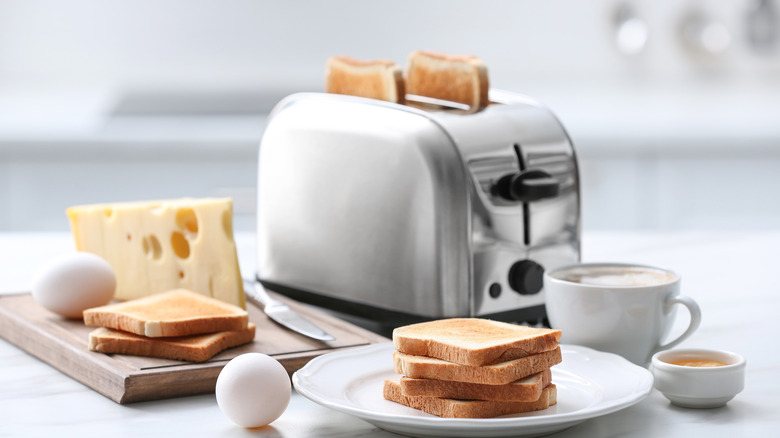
[1,0,779,232]
[3,0,777,89]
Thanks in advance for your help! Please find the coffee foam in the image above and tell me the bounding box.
[555,267,677,287]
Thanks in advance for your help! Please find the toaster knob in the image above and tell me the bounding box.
[508,260,544,295]
[494,169,560,202]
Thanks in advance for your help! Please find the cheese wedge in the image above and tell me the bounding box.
[66,198,245,308]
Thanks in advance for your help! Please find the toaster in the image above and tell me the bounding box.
[256,90,580,325]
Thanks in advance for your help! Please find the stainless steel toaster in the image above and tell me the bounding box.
[256,90,580,324]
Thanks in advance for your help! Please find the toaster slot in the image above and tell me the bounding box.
[514,143,525,170]
[520,142,579,245]
[490,143,561,245]
[515,144,530,247]
[515,144,531,247]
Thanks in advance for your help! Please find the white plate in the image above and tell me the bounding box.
[293,342,653,438]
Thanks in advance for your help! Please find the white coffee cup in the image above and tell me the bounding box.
[544,263,701,365]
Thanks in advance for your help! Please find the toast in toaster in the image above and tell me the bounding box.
[83,289,249,337]
[400,368,552,402]
[393,347,562,386]
[384,379,557,418]
[88,323,256,363]
[392,318,561,367]
[325,56,405,103]
[405,50,489,111]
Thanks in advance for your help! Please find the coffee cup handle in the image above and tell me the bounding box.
[655,295,702,353]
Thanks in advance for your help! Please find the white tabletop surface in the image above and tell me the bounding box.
[1,231,778,437]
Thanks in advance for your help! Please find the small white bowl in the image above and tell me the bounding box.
[651,348,746,408]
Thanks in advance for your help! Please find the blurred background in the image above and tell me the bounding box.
[1,0,778,232]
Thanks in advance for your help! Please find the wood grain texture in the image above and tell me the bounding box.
[0,292,387,404]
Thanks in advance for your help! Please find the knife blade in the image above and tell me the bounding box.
[242,278,335,342]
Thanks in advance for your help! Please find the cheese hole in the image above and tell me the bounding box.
[176,208,199,238]
[142,235,162,260]
[171,231,190,259]
[222,210,233,238]
[104,208,114,218]
[179,271,185,279]
[126,233,132,242]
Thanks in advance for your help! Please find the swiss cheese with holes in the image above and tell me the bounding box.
[66,198,245,308]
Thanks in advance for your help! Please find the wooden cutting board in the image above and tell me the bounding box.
[0,291,388,404]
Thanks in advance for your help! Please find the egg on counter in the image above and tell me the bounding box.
[216,353,291,428]
[31,252,116,319]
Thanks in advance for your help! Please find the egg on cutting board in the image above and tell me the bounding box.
[216,353,291,428]
[31,252,116,319]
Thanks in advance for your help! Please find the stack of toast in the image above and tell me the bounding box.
[325,51,489,112]
[83,289,255,362]
[383,318,562,418]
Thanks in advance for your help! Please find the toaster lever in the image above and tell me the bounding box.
[494,169,560,202]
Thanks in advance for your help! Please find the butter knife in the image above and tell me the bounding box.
[242,278,335,342]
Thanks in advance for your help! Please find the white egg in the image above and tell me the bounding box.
[31,252,116,319]
[216,353,291,428]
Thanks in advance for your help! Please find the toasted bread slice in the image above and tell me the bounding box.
[325,56,405,103]
[83,289,249,337]
[400,368,552,402]
[405,51,489,111]
[88,323,255,362]
[384,379,557,418]
[393,318,561,367]
[393,347,561,385]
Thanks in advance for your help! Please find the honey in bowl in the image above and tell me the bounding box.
[668,359,727,367]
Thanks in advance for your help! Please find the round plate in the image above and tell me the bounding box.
[293,343,653,437]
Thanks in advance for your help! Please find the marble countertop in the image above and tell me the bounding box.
[1,231,778,437]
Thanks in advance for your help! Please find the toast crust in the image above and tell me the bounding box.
[325,56,405,103]
[400,368,552,402]
[393,347,562,385]
[405,51,489,111]
[384,379,557,418]
[83,289,249,337]
[393,318,561,367]
[88,323,256,362]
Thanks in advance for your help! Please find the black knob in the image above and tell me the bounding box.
[508,260,545,295]
[494,169,560,202]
